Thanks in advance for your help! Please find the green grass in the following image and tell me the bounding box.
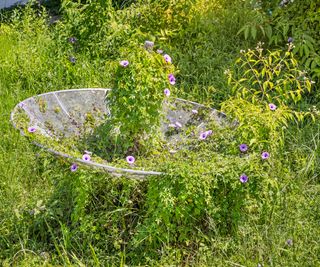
[0,0,320,266]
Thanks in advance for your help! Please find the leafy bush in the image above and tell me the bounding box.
[225,42,313,106]
[238,0,320,98]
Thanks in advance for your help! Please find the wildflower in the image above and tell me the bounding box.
[28,126,36,133]
[157,49,163,54]
[82,154,91,161]
[69,56,76,64]
[70,163,78,172]
[286,239,293,246]
[144,40,154,50]
[269,103,277,111]
[287,37,293,43]
[164,88,170,97]
[199,132,207,140]
[191,109,198,114]
[168,74,176,85]
[120,60,129,67]
[68,37,77,44]
[205,130,213,136]
[126,155,135,164]
[239,143,248,152]
[240,174,248,183]
[163,54,172,63]
[175,122,182,128]
[261,151,270,160]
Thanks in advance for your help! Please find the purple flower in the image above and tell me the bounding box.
[269,103,277,111]
[199,132,208,140]
[157,49,163,54]
[287,37,293,43]
[126,155,135,164]
[68,37,77,44]
[239,143,248,152]
[28,126,36,133]
[69,56,76,64]
[286,239,293,246]
[191,109,198,114]
[144,40,154,50]
[164,88,170,97]
[120,60,129,67]
[163,54,172,64]
[261,151,270,160]
[70,163,78,172]
[168,74,176,85]
[205,130,213,136]
[175,122,182,128]
[82,154,91,161]
[240,174,248,183]
[18,102,25,108]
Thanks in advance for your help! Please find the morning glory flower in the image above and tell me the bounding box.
[261,151,270,160]
[286,239,293,246]
[70,163,78,172]
[144,40,154,49]
[175,122,182,128]
[168,74,176,85]
[82,154,91,161]
[28,126,36,133]
[126,155,135,164]
[199,132,207,140]
[120,60,129,67]
[68,37,77,44]
[69,56,76,64]
[205,130,213,136]
[269,103,277,111]
[164,88,170,97]
[163,54,172,63]
[240,174,248,183]
[239,143,248,152]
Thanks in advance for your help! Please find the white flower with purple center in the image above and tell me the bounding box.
[28,126,36,133]
[286,239,293,246]
[261,151,270,160]
[163,54,172,63]
[69,56,76,64]
[126,155,135,165]
[269,103,277,111]
[205,130,213,136]
[168,74,176,85]
[164,88,170,97]
[175,122,182,128]
[82,154,91,161]
[240,174,248,183]
[191,109,198,114]
[239,143,248,152]
[70,163,78,172]
[199,132,207,140]
[120,60,129,67]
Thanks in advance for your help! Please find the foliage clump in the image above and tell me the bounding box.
[107,45,175,154]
